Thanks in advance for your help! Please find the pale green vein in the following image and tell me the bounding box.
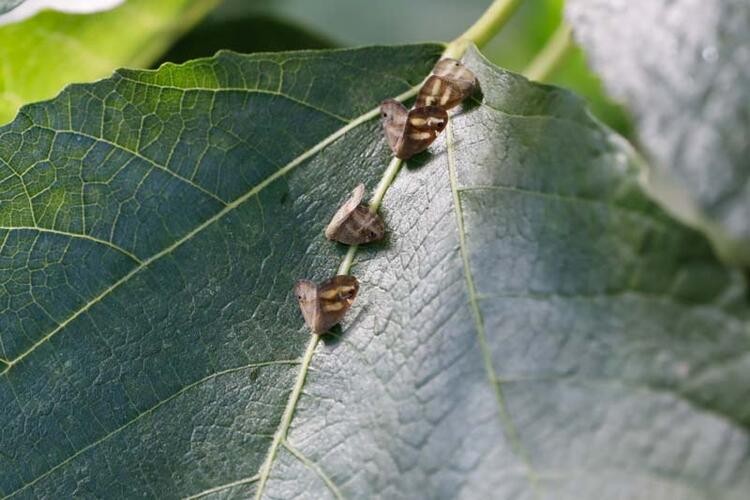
[283,442,344,500]
[253,335,320,499]
[0,82,419,376]
[183,474,260,500]
[2,359,300,499]
[13,172,36,226]
[31,125,229,206]
[0,226,142,264]
[445,120,540,494]
[115,76,351,123]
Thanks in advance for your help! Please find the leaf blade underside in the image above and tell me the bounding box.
[0,44,749,499]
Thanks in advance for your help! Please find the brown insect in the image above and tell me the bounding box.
[294,275,359,334]
[380,99,448,159]
[325,183,385,245]
[415,58,478,110]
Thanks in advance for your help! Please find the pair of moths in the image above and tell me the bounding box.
[381,58,478,159]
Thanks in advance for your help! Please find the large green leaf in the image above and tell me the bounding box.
[1,44,749,499]
[566,0,750,266]
[0,0,219,125]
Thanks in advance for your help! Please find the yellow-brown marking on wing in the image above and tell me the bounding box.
[319,289,340,300]
[409,131,432,140]
[322,302,345,312]
[440,86,452,106]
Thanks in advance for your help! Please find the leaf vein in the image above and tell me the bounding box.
[0,226,143,264]
[446,119,541,494]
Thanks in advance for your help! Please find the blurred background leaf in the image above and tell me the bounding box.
[0,0,219,125]
[157,14,333,65]
[485,0,631,136]
[0,0,24,15]
[568,0,750,266]
[0,0,125,24]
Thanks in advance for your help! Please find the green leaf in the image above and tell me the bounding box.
[566,0,750,266]
[0,0,219,125]
[1,44,749,499]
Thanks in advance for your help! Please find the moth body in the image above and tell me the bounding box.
[380,99,447,159]
[415,58,478,110]
[294,275,359,334]
[325,184,386,245]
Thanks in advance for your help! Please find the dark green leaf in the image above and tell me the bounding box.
[567,0,750,265]
[0,44,748,499]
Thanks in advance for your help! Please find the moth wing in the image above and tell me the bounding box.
[353,206,385,243]
[415,75,465,110]
[380,99,408,155]
[325,183,366,241]
[328,205,385,245]
[294,280,321,333]
[314,275,359,333]
[433,58,478,94]
[395,106,448,159]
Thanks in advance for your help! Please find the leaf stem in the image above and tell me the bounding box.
[444,0,525,58]
[523,22,574,81]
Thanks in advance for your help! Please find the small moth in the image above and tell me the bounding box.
[294,275,359,334]
[415,58,478,110]
[380,99,448,159]
[325,183,385,245]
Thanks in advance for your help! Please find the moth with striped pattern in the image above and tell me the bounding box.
[294,275,359,334]
[325,183,385,245]
[380,99,448,159]
[415,58,478,110]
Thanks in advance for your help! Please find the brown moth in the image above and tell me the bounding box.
[325,183,385,245]
[380,99,448,159]
[415,58,478,110]
[294,275,359,334]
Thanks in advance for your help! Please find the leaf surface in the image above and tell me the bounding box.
[0,44,749,499]
[566,0,750,265]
